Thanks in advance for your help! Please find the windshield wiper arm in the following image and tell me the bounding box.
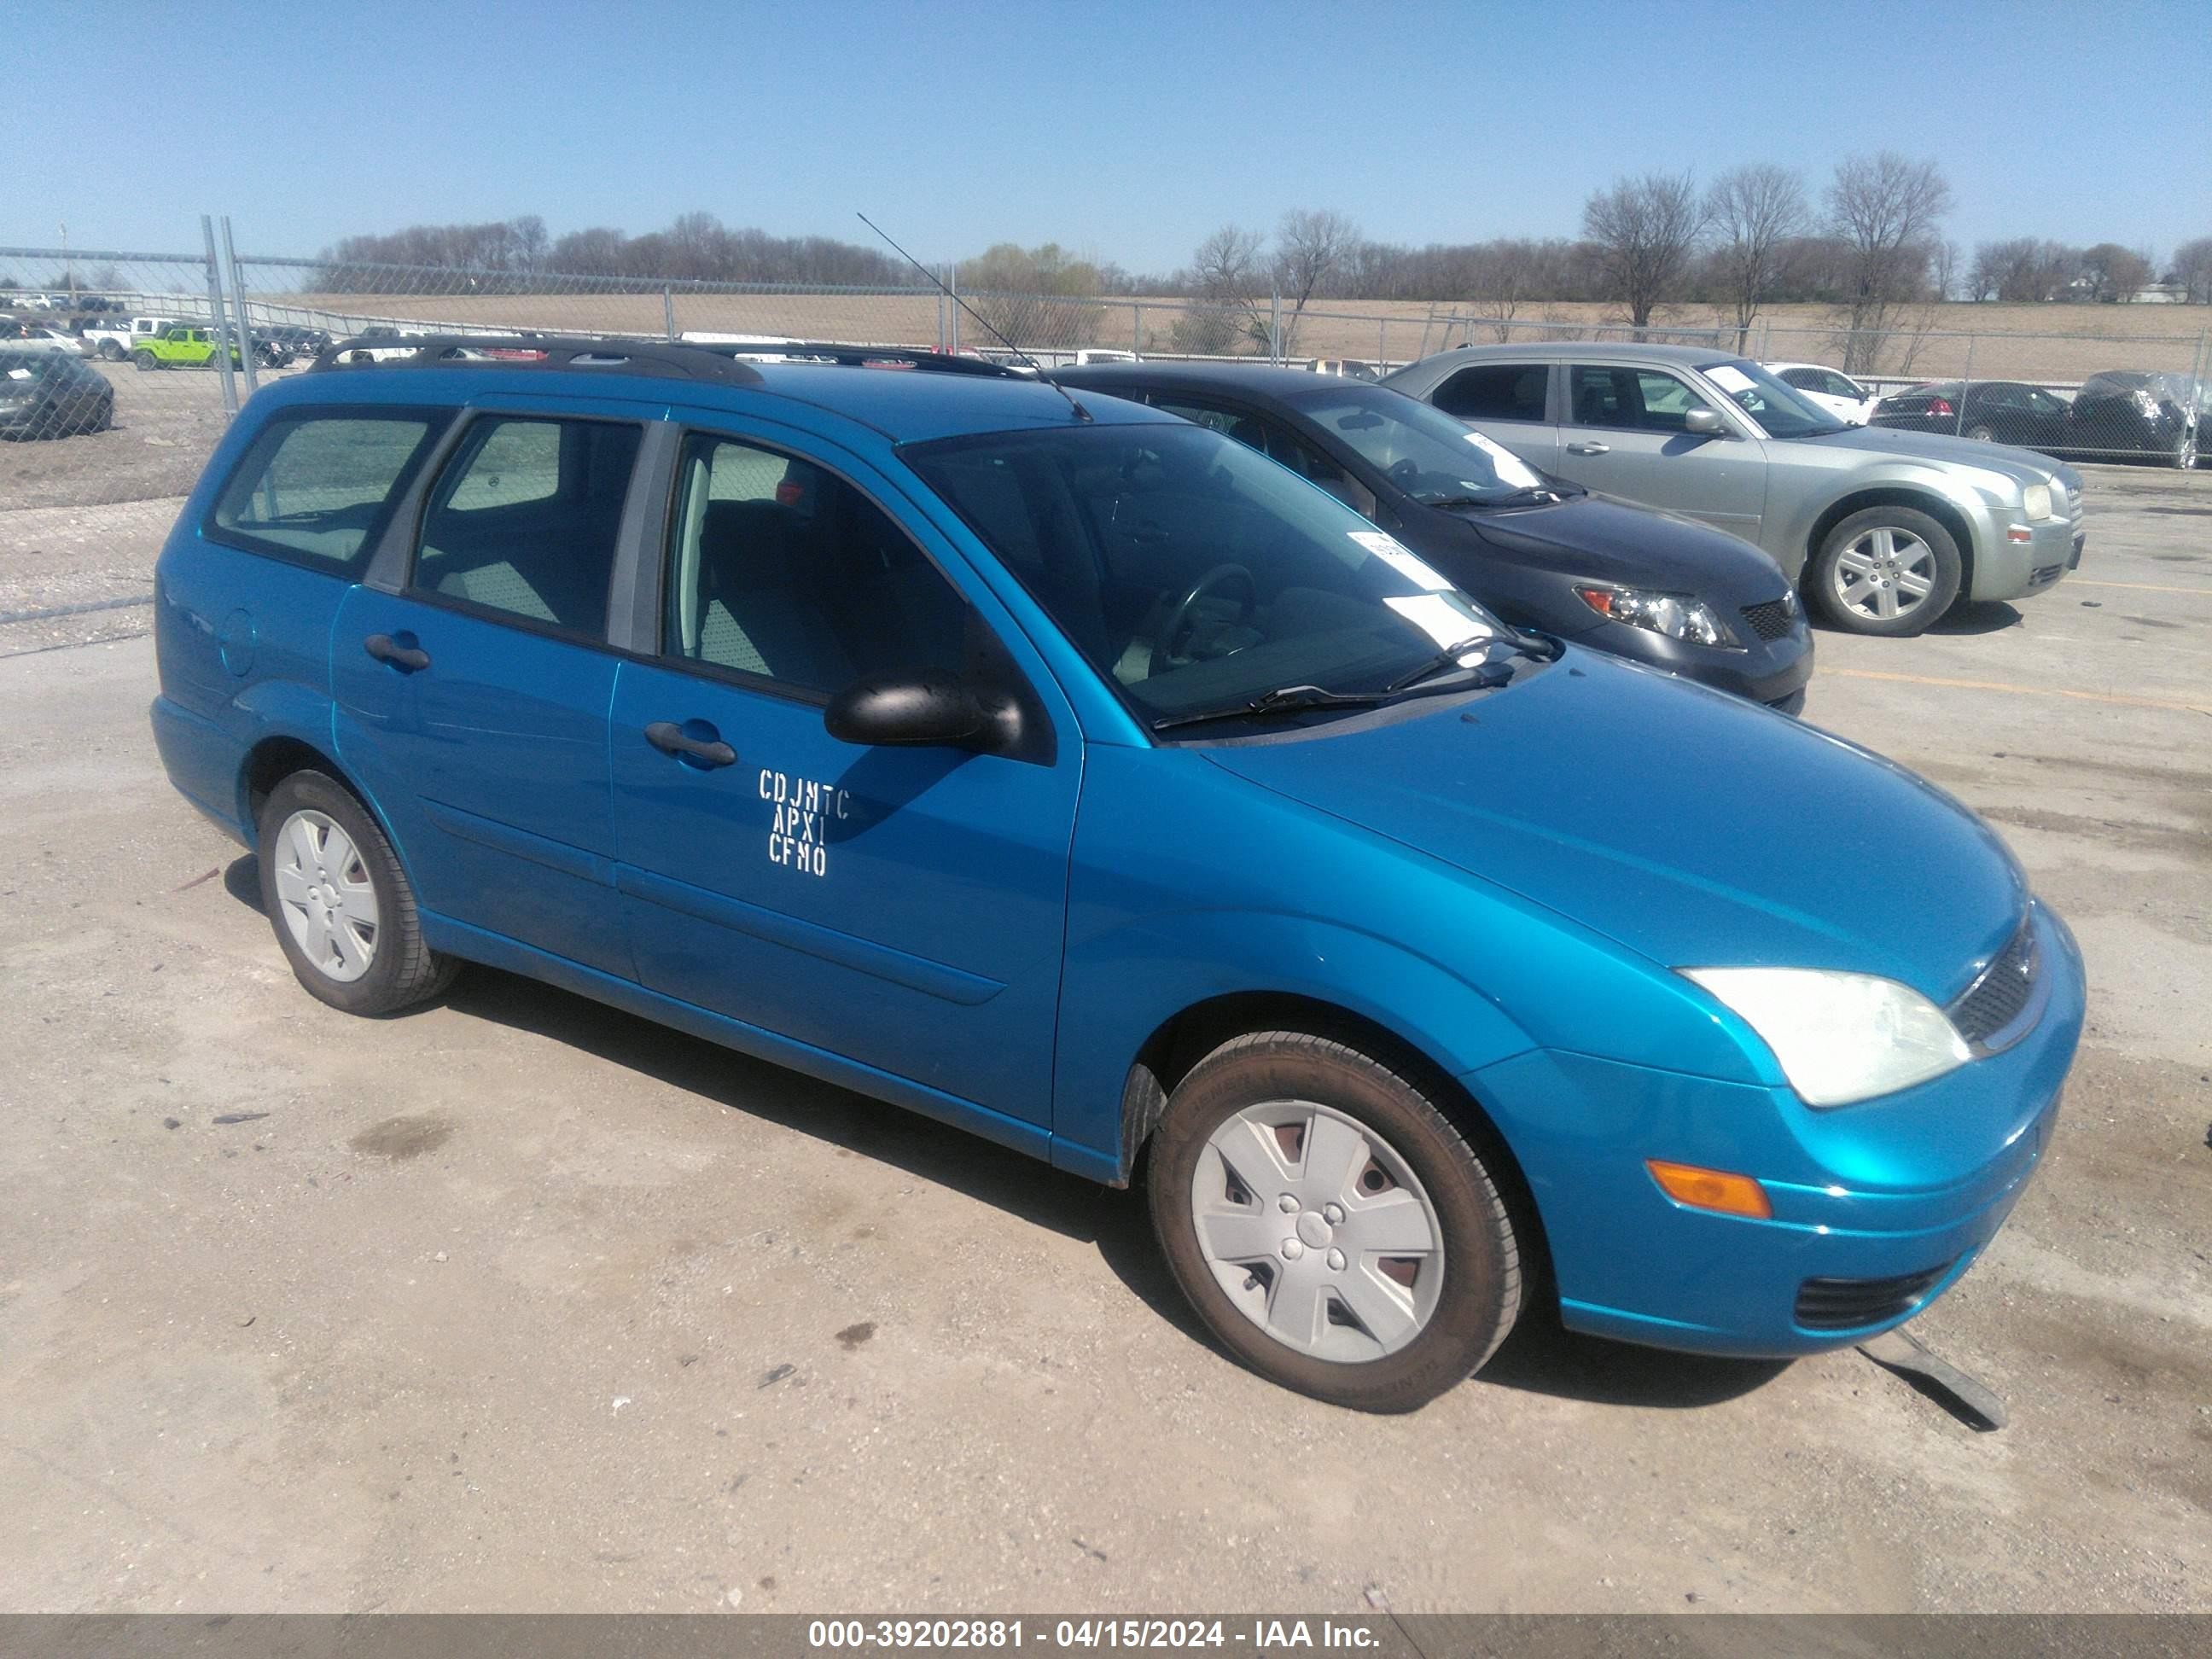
[1150,683,1393,733]
[1383,630,1560,693]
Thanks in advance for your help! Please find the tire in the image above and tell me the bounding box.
[97,340,122,362]
[1805,505,1963,637]
[1147,1031,1522,1413]
[1963,423,1994,443]
[256,771,457,1016]
[131,349,157,371]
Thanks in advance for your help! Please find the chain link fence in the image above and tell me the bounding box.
[3,226,2207,658]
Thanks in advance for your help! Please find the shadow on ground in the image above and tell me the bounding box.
[224,851,1788,1413]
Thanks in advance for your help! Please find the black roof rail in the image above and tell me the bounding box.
[701,341,1021,378]
[308,334,766,386]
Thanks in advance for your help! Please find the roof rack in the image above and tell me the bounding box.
[307,334,1026,384]
[308,335,766,386]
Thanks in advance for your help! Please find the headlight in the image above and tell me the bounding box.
[1679,967,1971,1106]
[2020,483,2052,521]
[1575,585,1738,648]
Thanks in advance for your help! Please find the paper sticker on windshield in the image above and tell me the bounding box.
[1386,594,1493,654]
[1462,429,1542,489]
[1349,530,1451,591]
[4,368,31,380]
[1706,364,1755,393]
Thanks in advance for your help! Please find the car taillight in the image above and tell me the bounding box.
[1927,398,1953,418]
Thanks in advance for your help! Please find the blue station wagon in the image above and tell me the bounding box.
[149,338,2085,1412]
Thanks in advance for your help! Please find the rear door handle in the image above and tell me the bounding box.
[644,720,737,768]
[364,632,431,671]
[1565,441,1611,456]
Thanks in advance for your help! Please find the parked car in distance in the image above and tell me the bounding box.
[1312,358,1382,381]
[258,323,333,360]
[79,314,183,361]
[2065,371,2205,469]
[1050,361,1813,712]
[1870,381,2073,453]
[1764,362,1876,425]
[148,334,2083,1411]
[2,319,95,356]
[0,348,114,438]
[1383,343,2085,637]
[131,323,245,371]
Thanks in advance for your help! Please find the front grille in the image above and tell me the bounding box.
[1739,597,1796,642]
[1795,1261,1954,1331]
[1949,919,2040,1048]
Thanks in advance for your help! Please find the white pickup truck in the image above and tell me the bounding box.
[79,316,187,363]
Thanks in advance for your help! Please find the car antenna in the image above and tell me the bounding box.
[856,212,1091,423]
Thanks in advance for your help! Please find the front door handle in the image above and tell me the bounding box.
[364,632,431,672]
[644,720,737,768]
[1565,441,1611,456]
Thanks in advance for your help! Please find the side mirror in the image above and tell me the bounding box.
[1684,407,1730,438]
[824,672,994,749]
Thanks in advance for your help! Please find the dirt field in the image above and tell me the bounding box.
[0,422,2207,1611]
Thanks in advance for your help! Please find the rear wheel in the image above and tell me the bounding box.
[257,771,457,1016]
[1148,1031,1522,1412]
[1806,505,1962,637]
[1964,423,1994,443]
[96,340,123,362]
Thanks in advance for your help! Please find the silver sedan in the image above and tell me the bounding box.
[1382,342,2085,637]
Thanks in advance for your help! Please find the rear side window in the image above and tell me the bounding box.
[411,416,643,637]
[208,410,444,574]
[1433,364,1549,422]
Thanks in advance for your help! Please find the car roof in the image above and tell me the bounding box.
[269,345,1178,445]
[1404,341,1736,369]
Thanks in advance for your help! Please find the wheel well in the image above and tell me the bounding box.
[1807,489,1976,597]
[1119,992,1553,1299]
[242,736,346,829]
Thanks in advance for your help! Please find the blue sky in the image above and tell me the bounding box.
[14,0,2210,270]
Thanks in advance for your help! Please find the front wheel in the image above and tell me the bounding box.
[1148,1031,1522,1412]
[1805,505,1962,637]
[257,771,457,1016]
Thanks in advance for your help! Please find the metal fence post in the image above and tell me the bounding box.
[1378,317,1387,370]
[201,215,239,417]
[949,264,959,354]
[662,286,676,342]
[1269,282,1281,365]
[1956,334,1974,436]
[220,216,258,396]
[1132,300,1142,355]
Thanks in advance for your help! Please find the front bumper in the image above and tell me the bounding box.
[1581,613,1814,710]
[1467,903,2084,1357]
[1968,510,2082,602]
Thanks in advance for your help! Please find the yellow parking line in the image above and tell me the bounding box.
[1827,668,2212,715]
[2065,579,2212,596]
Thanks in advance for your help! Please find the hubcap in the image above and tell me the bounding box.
[1190,1100,1444,1363]
[273,810,378,982]
[1833,527,1936,622]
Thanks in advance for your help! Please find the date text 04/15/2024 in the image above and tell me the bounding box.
[806,1620,1386,1650]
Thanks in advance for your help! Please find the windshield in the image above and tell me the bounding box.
[904,422,1508,729]
[1695,358,1848,438]
[1286,386,1548,504]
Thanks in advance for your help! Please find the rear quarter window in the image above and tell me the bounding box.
[207,409,447,574]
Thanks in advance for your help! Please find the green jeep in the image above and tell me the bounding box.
[131,324,246,372]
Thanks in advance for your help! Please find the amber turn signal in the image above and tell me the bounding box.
[1645,1159,1773,1219]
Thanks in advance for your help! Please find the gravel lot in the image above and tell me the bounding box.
[0,381,2207,1614]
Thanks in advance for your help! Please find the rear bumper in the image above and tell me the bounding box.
[1468,904,2084,1358]
[149,694,252,846]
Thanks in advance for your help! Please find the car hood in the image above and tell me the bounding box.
[1796,423,2061,484]
[1202,651,2024,998]
[1437,493,1789,600]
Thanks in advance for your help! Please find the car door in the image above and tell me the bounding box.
[606,420,1082,1132]
[1426,360,1559,472]
[331,405,648,977]
[1553,363,1767,539]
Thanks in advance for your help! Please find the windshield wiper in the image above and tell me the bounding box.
[1151,683,1394,733]
[1383,630,1560,694]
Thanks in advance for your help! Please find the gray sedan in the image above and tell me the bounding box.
[1382,343,2085,636]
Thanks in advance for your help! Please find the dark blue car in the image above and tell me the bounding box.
[149,338,2083,1412]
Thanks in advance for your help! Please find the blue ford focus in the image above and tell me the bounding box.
[149,339,2083,1412]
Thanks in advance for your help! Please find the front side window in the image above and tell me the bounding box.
[905,423,1507,729]
[1151,397,1368,510]
[1695,358,1845,438]
[411,416,642,634]
[1569,366,1720,434]
[662,434,972,698]
[1289,386,1545,505]
[209,410,443,573]
[1434,364,1549,422]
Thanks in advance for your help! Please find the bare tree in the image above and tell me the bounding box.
[1177,224,1269,353]
[1272,209,1360,353]
[2172,236,2212,305]
[1703,165,1806,352]
[2079,242,2152,303]
[1467,240,1543,340]
[1581,172,1705,332]
[1826,152,1953,371]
